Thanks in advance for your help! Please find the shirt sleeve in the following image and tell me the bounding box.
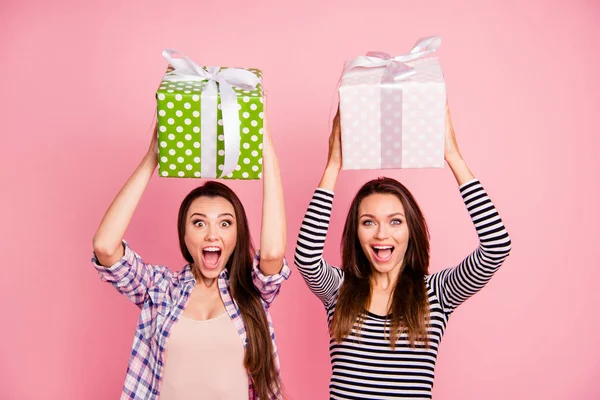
[293,188,344,308]
[428,179,512,314]
[251,252,291,308]
[92,240,173,309]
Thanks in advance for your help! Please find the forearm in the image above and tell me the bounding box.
[259,135,286,274]
[446,154,475,186]
[319,164,341,192]
[92,153,157,266]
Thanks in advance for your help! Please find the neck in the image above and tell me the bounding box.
[199,276,218,288]
[371,262,404,291]
[192,265,220,289]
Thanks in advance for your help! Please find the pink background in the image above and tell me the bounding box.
[2,0,599,399]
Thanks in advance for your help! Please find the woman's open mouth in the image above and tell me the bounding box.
[202,246,222,269]
[371,245,395,263]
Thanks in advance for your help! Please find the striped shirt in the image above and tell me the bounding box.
[92,242,290,400]
[294,179,512,399]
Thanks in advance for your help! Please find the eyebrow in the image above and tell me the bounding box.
[190,213,235,219]
[359,212,405,219]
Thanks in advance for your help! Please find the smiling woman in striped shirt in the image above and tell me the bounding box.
[91,110,288,400]
[294,105,512,399]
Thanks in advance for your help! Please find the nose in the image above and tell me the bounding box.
[374,223,388,240]
[205,224,219,241]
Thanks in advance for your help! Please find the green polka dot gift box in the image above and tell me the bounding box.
[156,49,264,179]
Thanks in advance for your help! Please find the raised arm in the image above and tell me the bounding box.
[92,123,158,266]
[444,102,475,186]
[258,103,287,275]
[319,108,342,191]
[91,122,174,308]
[294,108,345,306]
[428,104,512,313]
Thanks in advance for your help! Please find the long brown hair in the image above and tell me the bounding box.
[331,177,431,348]
[177,181,280,399]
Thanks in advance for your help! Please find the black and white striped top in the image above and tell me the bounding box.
[294,179,512,399]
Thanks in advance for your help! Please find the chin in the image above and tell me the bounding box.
[195,262,226,280]
[203,268,223,278]
[369,257,403,275]
[371,263,395,274]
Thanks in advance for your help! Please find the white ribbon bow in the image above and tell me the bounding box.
[343,36,442,81]
[161,49,261,178]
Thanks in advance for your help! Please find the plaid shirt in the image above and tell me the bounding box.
[92,241,290,400]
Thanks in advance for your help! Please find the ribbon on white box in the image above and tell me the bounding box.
[340,36,443,168]
[343,36,441,81]
[161,49,261,178]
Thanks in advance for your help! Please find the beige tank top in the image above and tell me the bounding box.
[159,312,249,399]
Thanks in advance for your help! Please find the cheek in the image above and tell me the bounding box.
[184,228,203,248]
[183,235,195,259]
[357,227,372,251]
[224,228,238,251]
[392,227,410,248]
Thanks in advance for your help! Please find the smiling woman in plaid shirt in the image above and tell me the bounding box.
[91,110,289,400]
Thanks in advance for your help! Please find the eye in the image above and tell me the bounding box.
[192,220,205,228]
[362,220,375,226]
[220,220,232,228]
[390,219,403,226]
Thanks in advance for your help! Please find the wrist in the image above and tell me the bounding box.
[142,151,158,169]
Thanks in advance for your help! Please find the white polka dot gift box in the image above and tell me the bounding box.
[338,36,446,170]
[156,49,264,179]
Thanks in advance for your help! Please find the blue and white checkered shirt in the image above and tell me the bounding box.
[92,241,290,399]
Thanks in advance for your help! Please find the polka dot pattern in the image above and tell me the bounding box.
[339,56,446,169]
[156,66,264,179]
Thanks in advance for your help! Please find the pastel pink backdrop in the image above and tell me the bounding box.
[1,0,599,399]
